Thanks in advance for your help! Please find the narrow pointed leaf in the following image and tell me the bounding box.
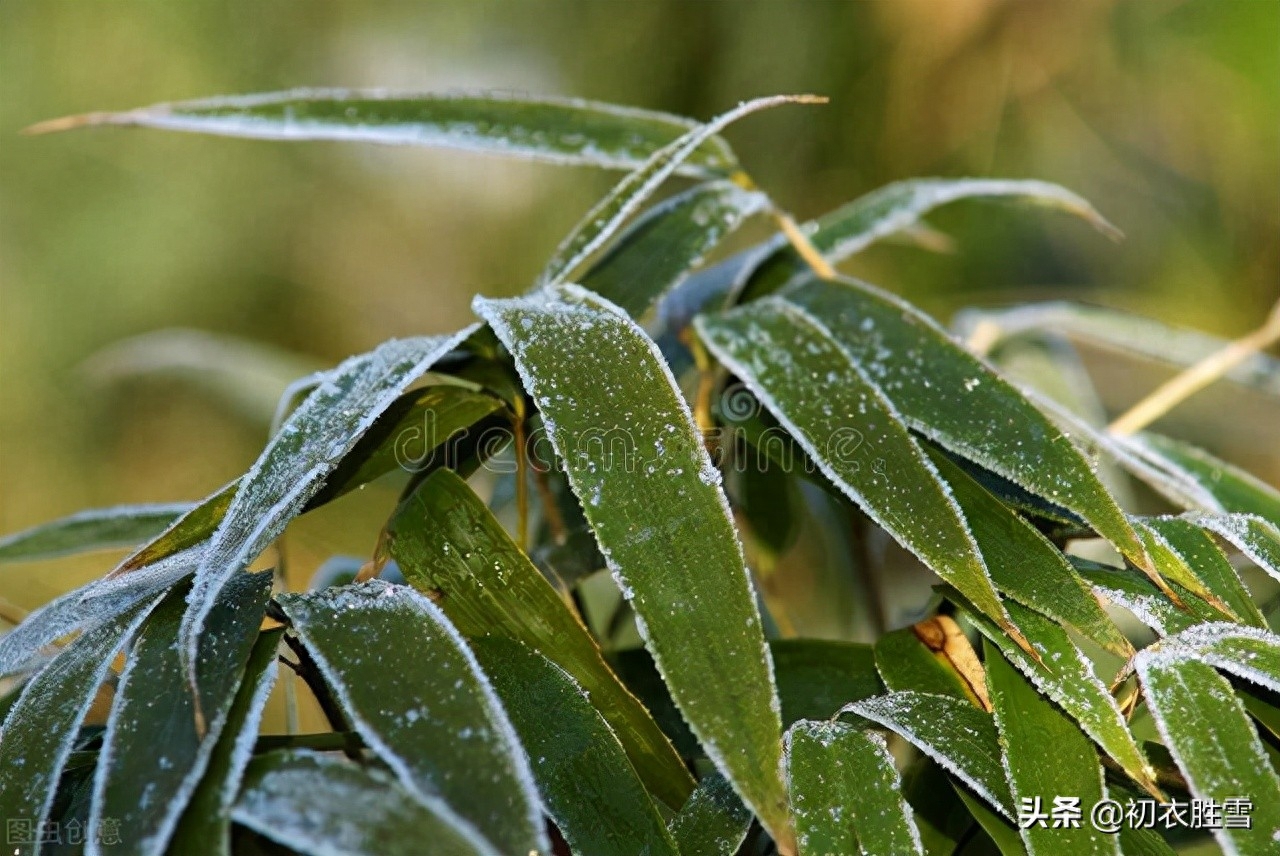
[930,451,1130,655]
[779,277,1151,574]
[116,482,237,573]
[0,599,158,839]
[475,285,788,840]
[1153,623,1280,695]
[845,692,1013,819]
[88,571,273,856]
[43,89,738,177]
[985,640,1116,856]
[0,503,193,564]
[276,581,547,856]
[0,546,199,677]
[944,588,1156,794]
[695,296,1015,635]
[580,179,768,317]
[539,95,815,286]
[770,639,883,726]
[874,624,987,708]
[1127,434,1280,524]
[743,178,1119,295]
[1136,651,1280,854]
[1138,516,1264,627]
[785,720,924,856]
[1075,560,1215,636]
[388,468,693,809]
[1192,513,1280,584]
[668,774,753,856]
[472,637,680,856]
[169,628,282,856]
[180,328,477,683]
[232,750,493,856]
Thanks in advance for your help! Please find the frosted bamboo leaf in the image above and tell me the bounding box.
[0,502,193,563]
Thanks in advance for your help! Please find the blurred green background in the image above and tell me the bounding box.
[1,0,1277,620]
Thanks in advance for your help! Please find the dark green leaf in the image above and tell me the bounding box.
[472,637,679,856]
[667,774,752,856]
[1073,557,1219,636]
[695,296,1017,637]
[180,329,476,686]
[1193,513,1280,585]
[581,179,767,318]
[743,179,1119,296]
[874,626,983,706]
[89,571,273,856]
[276,581,547,856]
[0,503,192,564]
[389,467,693,810]
[785,720,924,856]
[1136,651,1280,854]
[985,640,1116,856]
[1138,516,1265,627]
[475,285,788,840]
[845,692,1013,820]
[1151,622,1280,696]
[0,599,158,840]
[45,89,738,177]
[771,638,883,726]
[169,629,283,856]
[232,750,492,856]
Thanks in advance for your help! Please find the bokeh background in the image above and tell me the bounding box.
[1,0,1277,624]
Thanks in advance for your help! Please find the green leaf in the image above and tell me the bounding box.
[777,277,1152,576]
[46,89,739,177]
[306,384,510,509]
[179,329,476,686]
[471,637,680,856]
[929,451,1131,655]
[1151,623,1280,695]
[984,640,1116,856]
[0,503,192,563]
[1137,516,1265,627]
[1136,650,1280,854]
[1123,433,1280,524]
[389,467,693,810]
[538,95,814,286]
[88,570,273,856]
[667,774,752,856]
[770,639,883,726]
[1192,512,1280,584]
[389,468,696,808]
[475,285,789,840]
[846,692,1013,820]
[276,581,547,856]
[695,296,1017,638]
[580,179,767,318]
[785,720,924,856]
[0,598,158,840]
[954,301,1280,398]
[1074,560,1216,636]
[169,628,283,856]
[874,626,984,707]
[952,787,1027,856]
[232,750,493,856]
[116,481,237,574]
[741,178,1120,296]
[0,546,197,676]
[945,588,1157,795]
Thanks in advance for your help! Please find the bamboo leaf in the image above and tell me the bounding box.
[667,774,752,856]
[984,640,1117,856]
[695,296,1017,637]
[538,95,816,286]
[276,581,547,856]
[232,750,494,856]
[471,637,680,856]
[0,503,193,564]
[169,628,283,856]
[87,571,273,856]
[1191,513,1280,585]
[742,179,1120,296]
[37,89,739,177]
[179,329,477,687]
[475,284,789,842]
[1152,623,1280,696]
[874,625,983,707]
[0,546,199,677]
[929,450,1131,655]
[0,598,159,841]
[945,588,1157,795]
[1074,559,1217,637]
[1120,433,1280,524]
[770,639,883,726]
[1136,651,1280,854]
[581,179,768,318]
[785,720,924,856]
[778,277,1152,576]
[388,467,693,810]
[845,692,1013,820]
[1137,516,1265,627]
